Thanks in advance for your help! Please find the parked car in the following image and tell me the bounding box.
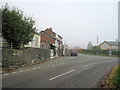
[71,50,78,56]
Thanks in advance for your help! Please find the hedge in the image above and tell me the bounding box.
[79,49,120,56]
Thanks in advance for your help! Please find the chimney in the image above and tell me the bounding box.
[49,28,52,31]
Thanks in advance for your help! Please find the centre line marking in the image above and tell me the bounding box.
[26,69,30,71]
[19,71,24,73]
[84,64,89,67]
[3,73,9,76]
[49,69,75,81]
[12,72,17,74]
[37,67,41,69]
[33,68,37,70]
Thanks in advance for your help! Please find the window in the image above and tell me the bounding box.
[103,45,108,48]
[35,36,38,47]
[31,37,34,47]
[112,46,116,49]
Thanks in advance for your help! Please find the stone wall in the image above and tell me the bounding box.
[2,48,50,68]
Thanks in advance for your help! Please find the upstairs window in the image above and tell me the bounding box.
[112,46,116,49]
[103,45,108,48]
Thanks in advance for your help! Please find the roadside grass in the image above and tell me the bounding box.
[79,52,119,58]
[109,65,120,88]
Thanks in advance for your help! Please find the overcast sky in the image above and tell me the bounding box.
[1,0,118,49]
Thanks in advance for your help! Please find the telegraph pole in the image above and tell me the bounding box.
[97,36,98,54]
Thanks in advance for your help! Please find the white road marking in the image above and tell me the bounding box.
[12,72,17,74]
[26,69,30,71]
[84,64,90,67]
[33,68,37,70]
[19,71,24,73]
[49,69,75,80]
[3,73,9,76]
[37,67,41,69]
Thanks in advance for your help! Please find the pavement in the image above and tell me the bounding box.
[2,54,118,88]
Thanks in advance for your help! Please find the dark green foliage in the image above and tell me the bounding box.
[2,4,35,49]
[112,65,120,88]
[92,46,101,50]
[81,49,119,56]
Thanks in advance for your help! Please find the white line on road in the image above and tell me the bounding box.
[3,73,9,76]
[84,64,90,67]
[33,68,37,70]
[37,67,41,69]
[26,69,30,71]
[19,71,24,73]
[49,69,75,80]
[12,72,17,74]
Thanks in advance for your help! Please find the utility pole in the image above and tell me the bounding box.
[97,36,98,55]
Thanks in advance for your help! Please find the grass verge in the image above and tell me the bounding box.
[100,65,120,89]
[109,64,120,88]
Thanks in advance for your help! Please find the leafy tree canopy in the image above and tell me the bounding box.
[92,46,101,50]
[2,4,36,49]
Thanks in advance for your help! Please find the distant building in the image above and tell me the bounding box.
[87,41,93,49]
[40,28,56,46]
[99,41,120,50]
[40,28,63,49]
[25,32,41,48]
[55,34,63,49]
[40,28,63,57]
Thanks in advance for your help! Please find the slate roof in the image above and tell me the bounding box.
[99,41,120,46]
[41,30,56,40]
[107,41,119,46]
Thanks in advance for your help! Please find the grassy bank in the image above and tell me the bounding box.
[110,65,120,88]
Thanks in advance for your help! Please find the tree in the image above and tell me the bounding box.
[87,41,93,49]
[2,4,36,49]
[92,46,100,50]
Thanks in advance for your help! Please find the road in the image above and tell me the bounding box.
[2,54,118,88]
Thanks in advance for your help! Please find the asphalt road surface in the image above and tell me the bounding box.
[2,54,118,88]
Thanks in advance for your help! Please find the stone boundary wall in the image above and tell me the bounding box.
[2,48,50,68]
